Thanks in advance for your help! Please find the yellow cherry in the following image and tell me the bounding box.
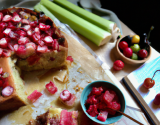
[131,35,140,44]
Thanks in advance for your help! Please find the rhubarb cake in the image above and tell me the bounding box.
[28,108,78,125]
[0,7,68,71]
[0,7,68,111]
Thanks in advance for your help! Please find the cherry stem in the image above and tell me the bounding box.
[151,70,160,80]
[147,26,154,40]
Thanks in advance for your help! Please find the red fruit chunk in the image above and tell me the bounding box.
[16,30,27,37]
[97,111,108,122]
[18,37,29,45]
[32,33,40,42]
[53,39,59,50]
[0,22,6,30]
[22,19,30,24]
[86,95,98,104]
[0,48,3,57]
[110,90,119,102]
[1,86,14,97]
[103,91,115,105]
[66,56,73,62]
[30,21,38,28]
[64,94,76,106]
[60,110,78,125]
[119,41,128,50]
[37,45,48,53]
[34,27,40,34]
[12,14,21,22]
[45,81,58,94]
[3,28,11,36]
[143,78,155,89]
[91,87,103,96]
[0,12,3,21]
[37,40,45,47]
[39,23,50,31]
[97,102,108,110]
[60,90,71,101]
[2,49,11,57]
[113,60,124,71]
[0,67,3,74]
[0,79,3,87]
[138,49,148,59]
[8,43,14,51]
[27,30,32,37]
[153,93,160,105]
[9,31,19,40]
[27,55,40,65]
[0,38,8,48]
[2,15,12,22]
[86,104,98,117]
[46,28,54,36]
[97,93,104,102]
[123,47,133,58]
[14,44,27,58]
[27,90,42,103]
[23,25,31,31]
[7,22,16,30]
[106,101,121,115]
[44,36,53,44]
[25,42,36,56]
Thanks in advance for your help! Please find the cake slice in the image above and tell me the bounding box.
[0,57,27,111]
[28,108,78,125]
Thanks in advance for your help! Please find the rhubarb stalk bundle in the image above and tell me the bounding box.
[34,0,112,46]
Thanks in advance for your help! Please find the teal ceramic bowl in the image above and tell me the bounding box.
[80,80,126,124]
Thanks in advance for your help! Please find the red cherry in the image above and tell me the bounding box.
[119,41,128,50]
[153,93,160,105]
[113,60,124,71]
[143,70,160,89]
[138,49,148,58]
[143,78,155,89]
[123,47,133,58]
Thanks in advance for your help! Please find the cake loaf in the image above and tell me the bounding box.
[0,7,68,111]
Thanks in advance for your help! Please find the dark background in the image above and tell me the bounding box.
[100,0,160,52]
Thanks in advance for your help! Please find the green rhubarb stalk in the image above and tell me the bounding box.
[53,0,116,33]
[40,0,112,46]
[34,3,56,21]
[34,3,42,12]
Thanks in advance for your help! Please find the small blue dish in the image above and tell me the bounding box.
[80,80,126,124]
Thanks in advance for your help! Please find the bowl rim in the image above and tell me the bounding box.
[80,80,126,124]
[115,35,152,64]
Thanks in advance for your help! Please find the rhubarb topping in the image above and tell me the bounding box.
[1,86,14,97]
[27,90,42,103]
[0,7,66,61]
[45,81,58,94]
[60,90,71,101]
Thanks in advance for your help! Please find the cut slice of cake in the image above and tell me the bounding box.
[28,108,78,125]
[0,57,27,111]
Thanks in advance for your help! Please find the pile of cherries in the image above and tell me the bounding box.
[118,34,150,60]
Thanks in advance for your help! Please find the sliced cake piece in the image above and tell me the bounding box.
[28,108,78,125]
[0,57,27,111]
